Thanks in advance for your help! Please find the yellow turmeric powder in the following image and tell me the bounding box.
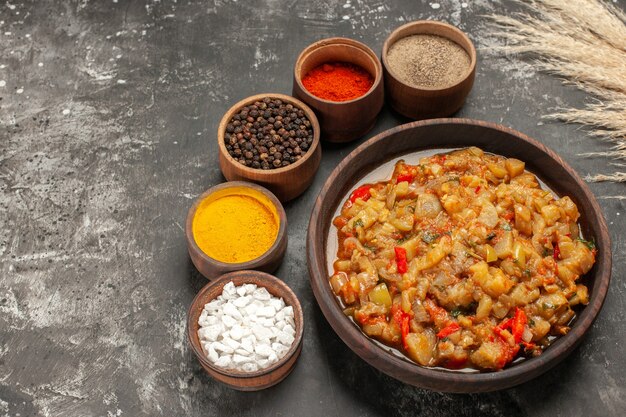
[192,187,279,263]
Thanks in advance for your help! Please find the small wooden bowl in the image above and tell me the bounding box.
[185,181,287,280]
[292,37,385,143]
[217,93,321,202]
[307,119,611,393]
[188,270,305,391]
[382,20,477,120]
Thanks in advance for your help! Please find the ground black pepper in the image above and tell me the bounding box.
[224,98,314,170]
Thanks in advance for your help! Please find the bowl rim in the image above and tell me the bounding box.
[217,93,321,176]
[187,270,305,379]
[185,181,287,271]
[306,118,611,391]
[381,20,477,93]
[293,36,384,105]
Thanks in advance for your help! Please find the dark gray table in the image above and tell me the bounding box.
[1,1,624,416]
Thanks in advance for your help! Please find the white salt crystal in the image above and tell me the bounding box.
[222,314,237,328]
[212,342,234,354]
[206,344,219,363]
[198,282,298,372]
[233,295,250,308]
[233,354,251,364]
[277,331,295,346]
[215,355,232,368]
[243,335,256,345]
[244,303,259,316]
[257,306,276,318]
[198,324,222,342]
[230,324,244,341]
[253,287,271,301]
[223,337,240,351]
[235,348,250,356]
[284,324,295,337]
[275,309,285,322]
[252,326,273,341]
[223,302,243,320]
[241,362,258,372]
[255,344,273,357]
[241,340,254,353]
[269,297,285,311]
[272,343,289,357]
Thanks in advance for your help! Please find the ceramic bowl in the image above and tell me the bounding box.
[187,270,304,391]
[185,181,287,280]
[292,37,384,143]
[217,93,321,202]
[307,118,611,393]
[382,20,477,120]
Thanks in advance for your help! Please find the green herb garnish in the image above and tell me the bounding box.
[451,309,462,318]
[501,223,512,231]
[353,219,364,229]
[576,237,596,250]
[486,232,496,241]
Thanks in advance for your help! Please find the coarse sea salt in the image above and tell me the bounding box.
[198,282,296,372]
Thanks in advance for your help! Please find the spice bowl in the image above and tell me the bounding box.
[187,270,304,391]
[382,21,477,120]
[185,181,287,280]
[292,37,385,143]
[217,93,321,202]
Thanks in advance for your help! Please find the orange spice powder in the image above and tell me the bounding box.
[302,62,374,102]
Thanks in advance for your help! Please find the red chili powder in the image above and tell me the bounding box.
[302,62,374,102]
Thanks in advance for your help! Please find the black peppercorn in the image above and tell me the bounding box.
[224,97,314,170]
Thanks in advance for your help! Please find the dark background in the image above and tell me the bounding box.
[1,0,624,416]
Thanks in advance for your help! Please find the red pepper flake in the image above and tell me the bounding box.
[349,185,371,203]
[474,186,481,194]
[437,322,461,339]
[394,247,408,274]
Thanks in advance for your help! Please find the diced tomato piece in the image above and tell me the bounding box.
[394,247,408,274]
[437,322,461,339]
[510,308,527,343]
[349,185,371,203]
[396,173,414,183]
[495,308,527,344]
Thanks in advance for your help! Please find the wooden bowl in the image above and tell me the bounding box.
[217,93,321,202]
[185,181,287,280]
[307,119,611,393]
[382,20,477,120]
[188,270,304,391]
[292,37,384,143]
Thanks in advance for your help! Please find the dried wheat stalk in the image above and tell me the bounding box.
[488,0,626,183]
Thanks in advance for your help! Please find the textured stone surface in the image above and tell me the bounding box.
[0,0,624,416]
